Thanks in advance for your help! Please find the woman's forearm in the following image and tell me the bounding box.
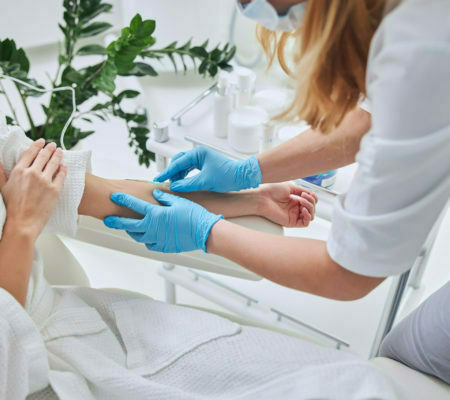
[207,220,384,300]
[78,174,263,220]
[0,221,35,306]
[258,107,370,183]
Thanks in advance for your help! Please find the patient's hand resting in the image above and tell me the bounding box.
[1,140,67,240]
[259,183,317,227]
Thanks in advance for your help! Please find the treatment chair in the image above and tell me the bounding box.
[36,216,450,400]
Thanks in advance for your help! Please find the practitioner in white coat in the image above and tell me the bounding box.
[107,0,450,385]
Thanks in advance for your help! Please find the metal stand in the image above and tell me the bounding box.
[163,263,177,304]
[159,265,349,350]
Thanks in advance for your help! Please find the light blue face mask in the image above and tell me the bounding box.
[237,0,307,32]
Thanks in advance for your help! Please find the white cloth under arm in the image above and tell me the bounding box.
[328,0,450,277]
[0,117,91,239]
[380,281,450,384]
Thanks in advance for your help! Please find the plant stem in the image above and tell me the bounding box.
[146,49,195,57]
[0,80,21,127]
[82,60,107,89]
[14,83,37,139]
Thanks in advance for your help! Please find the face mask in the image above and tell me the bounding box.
[237,0,307,32]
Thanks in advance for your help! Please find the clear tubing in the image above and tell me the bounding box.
[0,73,77,150]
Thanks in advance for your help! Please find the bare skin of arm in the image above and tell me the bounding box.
[258,107,371,183]
[207,220,384,301]
[78,174,265,220]
[78,175,317,227]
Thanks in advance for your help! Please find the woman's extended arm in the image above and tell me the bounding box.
[78,174,263,220]
[258,106,370,183]
[207,220,384,300]
[78,174,317,227]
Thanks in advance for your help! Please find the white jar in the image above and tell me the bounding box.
[228,106,268,154]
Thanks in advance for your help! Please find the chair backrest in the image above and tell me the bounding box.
[36,233,91,287]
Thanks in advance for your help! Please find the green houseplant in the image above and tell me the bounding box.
[0,0,236,166]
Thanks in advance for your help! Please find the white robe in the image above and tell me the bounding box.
[0,117,397,400]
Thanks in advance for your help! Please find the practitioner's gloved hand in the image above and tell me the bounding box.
[104,190,223,253]
[154,146,262,193]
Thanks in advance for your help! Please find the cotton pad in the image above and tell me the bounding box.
[148,180,171,188]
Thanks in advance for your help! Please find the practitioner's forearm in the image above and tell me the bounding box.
[177,189,263,217]
[258,107,370,183]
[0,221,35,306]
[78,174,263,220]
[207,220,384,300]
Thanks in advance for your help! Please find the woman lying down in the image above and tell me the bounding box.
[0,122,397,399]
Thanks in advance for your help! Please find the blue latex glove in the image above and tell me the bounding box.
[103,190,223,253]
[154,146,262,193]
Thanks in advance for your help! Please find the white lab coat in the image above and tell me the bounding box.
[328,0,450,277]
[0,123,396,399]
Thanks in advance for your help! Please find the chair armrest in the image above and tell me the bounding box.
[73,215,283,280]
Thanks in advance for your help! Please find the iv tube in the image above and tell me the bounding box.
[0,73,77,150]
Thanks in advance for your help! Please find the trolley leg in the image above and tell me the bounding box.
[163,263,176,304]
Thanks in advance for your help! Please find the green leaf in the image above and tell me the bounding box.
[124,62,158,77]
[166,54,178,73]
[94,112,107,121]
[92,101,112,111]
[116,89,140,101]
[135,20,156,38]
[92,60,117,94]
[190,46,208,58]
[210,47,222,62]
[0,38,29,72]
[224,46,237,62]
[106,16,157,76]
[208,64,218,77]
[79,22,112,38]
[130,13,142,34]
[61,65,84,86]
[130,126,150,135]
[0,38,43,97]
[198,59,208,75]
[0,38,15,61]
[79,3,113,25]
[77,44,107,56]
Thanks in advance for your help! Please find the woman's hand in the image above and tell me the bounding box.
[1,139,67,241]
[258,183,318,227]
[154,146,262,193]
[104,190,223,253]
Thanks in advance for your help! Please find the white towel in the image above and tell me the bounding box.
[0,119,92,239]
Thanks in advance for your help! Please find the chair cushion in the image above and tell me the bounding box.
[371,357,450,400]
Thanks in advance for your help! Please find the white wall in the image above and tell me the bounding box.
[0,0,122,49]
